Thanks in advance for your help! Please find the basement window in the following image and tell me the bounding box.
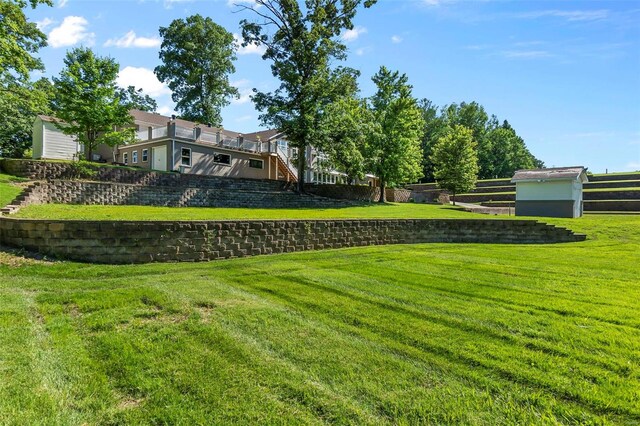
[123,152,128,165]
[213,153,231,165]
[142,149,148,162]
[181,148,191,167]
[132,150,138,164]
[249,159,263,169]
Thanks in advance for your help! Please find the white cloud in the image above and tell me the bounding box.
[104,31,161,48]
[48,16,94,48]
[230,80,253,105]
[117,66,171,98]
[58,0,68,8]
[354,46,373,56]
[341,26,367,42]
[157,105,177,116]
[36,17,55,31]
[515,9,609,22]
[227,0,259,8]
[391,35,403,44]
[624,161,640,171]
[233,34,266,55]
[234,115,253,123]
[501,50,553,59]
[163,0,194,9]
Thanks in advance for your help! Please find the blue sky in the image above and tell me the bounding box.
[25,0,640,173]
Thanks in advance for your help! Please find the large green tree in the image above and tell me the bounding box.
[155,15,238,126]
[116,85,158,112]
[52,48,134,161]
[365,66,424,202]
[431,124,479,205]
[0,0,51,83]
[0,77,53,158]
[419,99,543,181]
[317,96,375,184]
[417,98,448,182]
[0,0,52,157]
[239,0,376,193]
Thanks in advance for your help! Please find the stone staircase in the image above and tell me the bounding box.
[0,182,41,215]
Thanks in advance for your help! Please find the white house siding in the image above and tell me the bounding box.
[42,121,79,160]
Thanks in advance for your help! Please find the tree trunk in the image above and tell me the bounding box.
[452,192,456,205]
[378,180,386,203]
[296,146,306,194]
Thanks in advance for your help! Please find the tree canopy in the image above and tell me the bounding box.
[430,124,479,205]
[418,100,543,181]
[0,0,52,158]
[0,0,51,83]
[52,48,134,161]
[155,15,238,127]
[116,86,158,112]
[317,97,374,184]
[239,0,376,192]
[365,66,424,202]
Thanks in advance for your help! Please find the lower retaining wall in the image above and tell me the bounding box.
[0,217,585,264]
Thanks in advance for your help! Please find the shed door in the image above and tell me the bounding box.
[152,146,167,171]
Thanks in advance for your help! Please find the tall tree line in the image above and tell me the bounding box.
[419,100,544,181]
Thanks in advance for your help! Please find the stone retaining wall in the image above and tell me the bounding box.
[15,181,355,209]
[0,217,585,264]
[0,159,285,191]
[305,183,411,202]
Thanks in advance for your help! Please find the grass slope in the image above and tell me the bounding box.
[15,203,484,221]
[0,173,25,208]
[0,215,638,424]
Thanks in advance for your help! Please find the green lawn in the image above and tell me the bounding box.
[0,173,25,208]
[15,202,486,221]
[1,214,638,424]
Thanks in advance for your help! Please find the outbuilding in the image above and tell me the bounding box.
[511,167,589,218]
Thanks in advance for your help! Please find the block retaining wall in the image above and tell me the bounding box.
[0,159,286,191]
[0,217,585,264]
[14,181,356,209]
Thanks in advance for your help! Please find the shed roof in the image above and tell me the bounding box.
[511,167,588,183]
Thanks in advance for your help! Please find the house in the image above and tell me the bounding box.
[32,110,298,182]
[31,110,376,185]
[511,166,588,218]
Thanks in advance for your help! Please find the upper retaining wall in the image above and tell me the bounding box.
[15,180,356,209]
[0,217,585,264]
[0,159,285,191]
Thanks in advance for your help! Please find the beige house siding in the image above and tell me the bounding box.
[118,141,169,170]
[172,141,269,179]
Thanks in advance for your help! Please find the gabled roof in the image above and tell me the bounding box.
[511,167,589,183]
[129,109,244,139]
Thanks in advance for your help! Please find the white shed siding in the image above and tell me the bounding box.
[42,121,79,160]
[32,118,44,159]
[515,181,573,201]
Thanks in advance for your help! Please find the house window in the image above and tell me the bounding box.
[249,159,263,169]
[181,148,191,167]
[142,149,148,162]
[123,152,128,165]
[132,150,138,164]
[213,153,231,165]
